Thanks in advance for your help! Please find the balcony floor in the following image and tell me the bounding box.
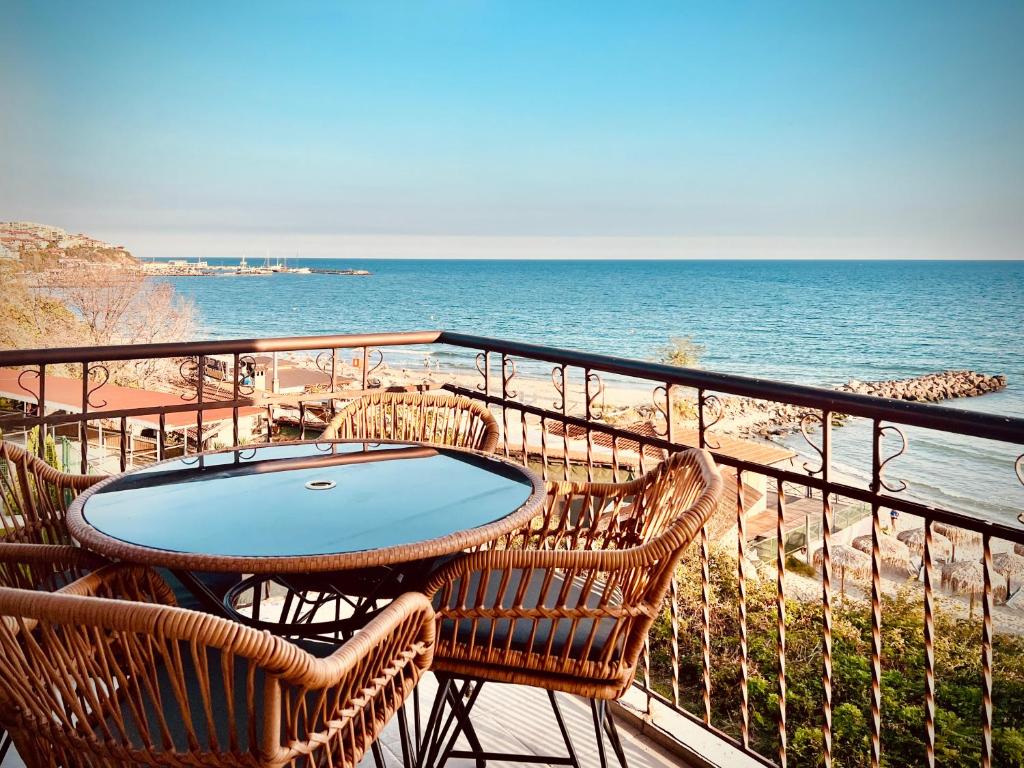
[2,673,683,768]
[370,673,684,768]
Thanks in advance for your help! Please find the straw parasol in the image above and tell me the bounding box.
[897,528,953,563]
[813,544,871,595]
[851,534,913,575]
[989,552,1024,595]
[932,523,982,561]
[940,561,1008,618]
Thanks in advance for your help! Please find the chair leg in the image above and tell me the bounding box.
[415,677,452,768]
[424,679,589,767]
[413,685,422,756]
[591,700,609,768]
[397,704,413,768]
[0,729,10,764]
[603,705,628,768]
[429,680,474,766]
[548,691,582,768]
[438,681,486,768]
[371,740,387,768]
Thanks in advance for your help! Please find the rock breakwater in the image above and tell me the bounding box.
[721,370,1007,438]
[836,370,1006,402]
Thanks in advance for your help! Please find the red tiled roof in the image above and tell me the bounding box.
[0,369,261,432]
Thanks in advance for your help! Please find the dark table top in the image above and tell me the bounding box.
[67,440,544,574]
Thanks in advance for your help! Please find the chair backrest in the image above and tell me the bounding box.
[0,441,105,546]
[319,392,500,452]
[0,574,435,767]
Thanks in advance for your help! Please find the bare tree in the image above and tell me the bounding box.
[55,266,196,388]
[2,264,197,389]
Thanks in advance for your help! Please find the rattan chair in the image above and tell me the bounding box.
[0,440,105,545]
[0,563,436,768]
[0,542,109,762]
[319,392,500,453]
[415,448,722,768]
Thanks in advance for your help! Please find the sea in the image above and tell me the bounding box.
[152,258,1024,527]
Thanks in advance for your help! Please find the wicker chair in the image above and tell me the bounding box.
[0,542,109,762]
[319,392,500,453]
[416,448,722,768]
[0,440,105,545]
[0,563,436,768]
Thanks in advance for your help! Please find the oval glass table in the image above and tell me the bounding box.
[68,440,545,636]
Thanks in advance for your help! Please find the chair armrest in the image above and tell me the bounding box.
[0,542,106,571]
[57,563,178,606]
[273,592,434,761]
[0,542,108,590]
[277,591,435,690]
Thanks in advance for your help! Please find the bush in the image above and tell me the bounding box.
[648,547,1024,766]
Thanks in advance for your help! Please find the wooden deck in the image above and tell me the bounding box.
[743,493,822,541]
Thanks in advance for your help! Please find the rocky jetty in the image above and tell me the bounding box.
[717,371,1007,438]
[836,371,1006,402]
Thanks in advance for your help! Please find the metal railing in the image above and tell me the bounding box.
[2,331,1023,768]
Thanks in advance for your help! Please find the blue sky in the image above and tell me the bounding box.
[1,2,1022,258]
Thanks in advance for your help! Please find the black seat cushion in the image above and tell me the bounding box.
[106,637,337,754]
[437,568,624,662]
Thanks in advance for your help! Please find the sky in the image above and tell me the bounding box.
[1,1,1022,259]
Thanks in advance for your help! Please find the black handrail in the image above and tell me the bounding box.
[439,332,1024,444]
[0,331,442,367]
[2,329,1020,443]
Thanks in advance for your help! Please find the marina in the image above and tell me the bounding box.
[141,257,370,277]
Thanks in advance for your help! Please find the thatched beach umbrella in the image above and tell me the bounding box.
[940,561,1008,618]
[989,552,1024,595]
[813,544,871,595]
[897,528,953,563]
[851,534,913,575]
[932,523,982,561]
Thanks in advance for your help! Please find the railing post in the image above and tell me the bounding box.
[982,534,994,768]
[37,364,46,460]
[737,467,750,749]
[232,352,241,446]
[80,363,89,473]
[923,520,936,768]
[869,420,884,768]
[777,477,788,768]
[196,354,206,451]
[820,409,833,768]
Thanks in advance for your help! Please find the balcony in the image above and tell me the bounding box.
[2,331,1023,767]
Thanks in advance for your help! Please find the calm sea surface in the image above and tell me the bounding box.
[155,259,1024,525]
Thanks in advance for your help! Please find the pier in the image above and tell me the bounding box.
[308,268,371,276]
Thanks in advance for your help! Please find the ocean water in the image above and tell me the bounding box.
[154,258,1024,525]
